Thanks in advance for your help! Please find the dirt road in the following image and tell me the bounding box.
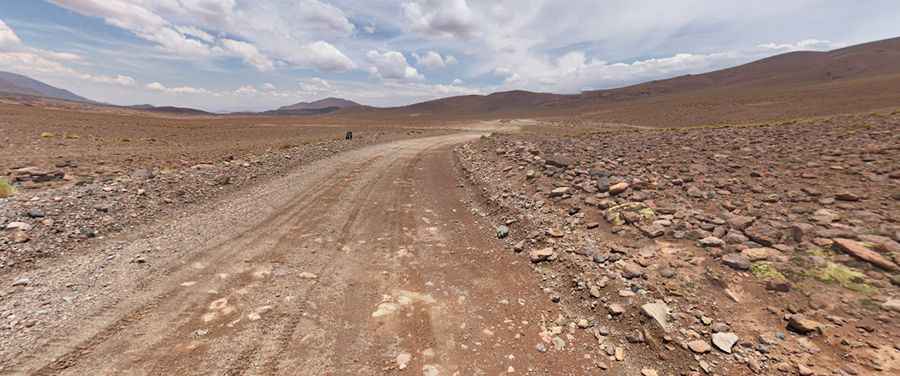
[5,133,592,375]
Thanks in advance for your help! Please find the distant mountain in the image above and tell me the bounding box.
[126,104,214,116]
[0,71,90,102]
[278,97,360,111]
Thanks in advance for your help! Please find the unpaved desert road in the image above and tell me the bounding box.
[7,133,591,375]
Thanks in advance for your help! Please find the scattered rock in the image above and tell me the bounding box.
[835,192,861,201]
[549,187,571,198]
[529,248,557,263]
[641,302,671,332]
[496,225,509,239]
[881,299,900,313]
[5,222,32,231]
[699,236,724,247]
[787,316,823,335]
[687,340,712,354]
[744,223,781,246]
[721,253,751,270]
[711,332,739,353]
[621,261,645,279]
[832,238,899,271]
[608,303,626,316]
[609,182,629,195]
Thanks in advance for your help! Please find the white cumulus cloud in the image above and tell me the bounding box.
[146,81,210,94]
[366,50,423,80]
[220,38,274,71]
[402,0,477,38]
[412,51,456,70]
[0,19,22,47]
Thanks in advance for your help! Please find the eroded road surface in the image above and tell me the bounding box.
[7,133,591,375]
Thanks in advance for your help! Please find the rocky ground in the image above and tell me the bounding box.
[455,112,899,375]
[0,104,441,271]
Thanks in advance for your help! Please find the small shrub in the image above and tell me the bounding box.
[0,178,15,198]
[811,262,875,294]
[751,262,786,281]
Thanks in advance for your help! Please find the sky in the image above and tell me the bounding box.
[1,1,899,112]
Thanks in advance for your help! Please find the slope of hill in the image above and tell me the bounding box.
[0,71,89,102]
[580,36,900,101]
[278,97,360,111]
[126,104,214,116]
[338,36,900,126]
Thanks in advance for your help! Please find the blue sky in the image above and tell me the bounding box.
[1,1,899,112]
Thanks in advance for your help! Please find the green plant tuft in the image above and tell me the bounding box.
[811,262,875,294]
[751,262,786,281]
[0,178,15,198]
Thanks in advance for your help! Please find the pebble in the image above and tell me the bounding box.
[529,248,557,263]
[608,303,626,316]
[496,225,509,239]
[5,222,32,231]
[687,340,712,354]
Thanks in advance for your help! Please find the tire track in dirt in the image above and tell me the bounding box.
[12,133,599,375]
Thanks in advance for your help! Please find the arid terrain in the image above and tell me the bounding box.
[1,39,899,376]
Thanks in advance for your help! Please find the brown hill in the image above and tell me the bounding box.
[126,104,214,116]
[581,36,900,101]
[278,97,359,111]
[338,36,900,126]
[0,71,90,102]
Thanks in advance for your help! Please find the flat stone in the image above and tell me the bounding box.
[787,316,823,335]
[744,223,781,246]
[687,340,712,354]
[609,182,630,195]
[621,261,644,279]
[5,222,32,231]
[608,303,626,316]
[638,223,665,238]
[549,187,571,198]
[711,332,739,353]
[721,253,751,270]
[835,192,861,201]
[728,215,756,230]
[641,302,671,332]
[698,236,724,247]
[832,238,898,271]
[742,247,778,262]
[529,248,557,263]
[881,299,900,313]
[545,155,573,168]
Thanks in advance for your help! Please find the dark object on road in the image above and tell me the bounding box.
[345,131,353,140]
